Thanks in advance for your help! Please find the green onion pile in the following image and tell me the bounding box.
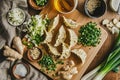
[78,22,101,46]
[38,55,56,71]
[24,15,50,47]
[81,31,120,80]
[35,0,48,6]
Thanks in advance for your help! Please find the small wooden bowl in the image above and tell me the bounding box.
[28,0,48,10]
[12,62,30,79]
[27,47,43,62]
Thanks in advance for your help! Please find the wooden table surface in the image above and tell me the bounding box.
[28,0,120,80]
[77,0,120,80]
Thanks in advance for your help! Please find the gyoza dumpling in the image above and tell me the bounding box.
[47,15,60,32]
[68,29,78,48]
[71,49,87,64]
[43,30,53,43]
[63,16,79,28]
[47,43,61,56]
[54,25,66,47]
[59,43,71,59]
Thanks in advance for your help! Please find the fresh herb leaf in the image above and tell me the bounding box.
[35,0,48,6]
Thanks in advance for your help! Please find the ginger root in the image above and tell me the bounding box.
[13,36,24,55]
[7,57,16,62]
[4,46,22,60]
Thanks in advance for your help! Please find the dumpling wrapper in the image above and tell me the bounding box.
[59,43,71,59]
[71,49,87,64]
[63,16,79,28]
[43,30,53,43]
[54,25,66,47]
[68,29,78,48]
[47,43,61,56]
[47,15,59,32]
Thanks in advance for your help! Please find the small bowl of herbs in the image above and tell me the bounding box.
[29,0,48,10]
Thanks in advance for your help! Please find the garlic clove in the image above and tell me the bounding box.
[113,18,118,24]
[102,19,109,25]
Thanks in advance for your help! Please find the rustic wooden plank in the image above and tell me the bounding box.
[27,0,120,79]
[25,0,108,80]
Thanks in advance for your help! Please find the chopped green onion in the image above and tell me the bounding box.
[38,55,56,71]
[81,31,120,80]
[35,0,48,6]
[78,22,101,46]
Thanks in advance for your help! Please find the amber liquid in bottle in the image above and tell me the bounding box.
[54,0,75,13]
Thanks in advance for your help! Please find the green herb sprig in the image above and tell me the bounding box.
[35,0,48,6]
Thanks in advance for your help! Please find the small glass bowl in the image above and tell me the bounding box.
[54,0,78,14]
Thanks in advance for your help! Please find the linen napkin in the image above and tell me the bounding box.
[0,0,48,80]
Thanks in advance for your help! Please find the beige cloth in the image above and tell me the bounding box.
[0,0,48,80]
[0,60,48,80]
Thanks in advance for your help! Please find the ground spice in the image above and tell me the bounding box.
[87,0,101,14]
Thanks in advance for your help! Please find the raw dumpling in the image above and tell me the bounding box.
[47,15,60,32]
[63,16,79,28]
[43,30,53,43]
[68,29,78,48]
[71,49,87,64]
[59,43,71,59]
[47,43,61,56]
[54,25,66,47]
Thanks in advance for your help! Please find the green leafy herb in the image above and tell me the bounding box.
[35,0,48,6]
[25,15,50,46]
[38,55,56,71]
[22,40,34,49]
[78,22,101,46]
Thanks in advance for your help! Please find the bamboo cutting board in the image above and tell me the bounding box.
[23,0,108,80]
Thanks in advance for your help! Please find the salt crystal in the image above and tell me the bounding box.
[14,64,27,77]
